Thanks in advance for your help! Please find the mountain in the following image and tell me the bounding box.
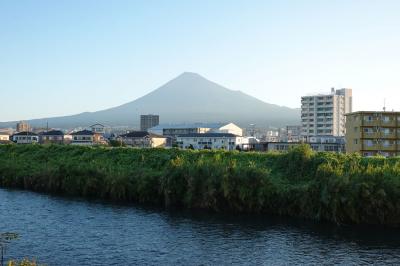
[0,72,300,129]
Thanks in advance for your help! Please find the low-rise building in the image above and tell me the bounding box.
[176,133,243,150]
[265,141,345,153]
[71,130,95,145]
[39,130,65,144]
[12,132,39,144]
[119,131,167,148]
[345,111,400,157]
[0,132,10,141]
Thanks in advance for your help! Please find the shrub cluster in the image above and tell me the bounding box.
[1,144,400,226]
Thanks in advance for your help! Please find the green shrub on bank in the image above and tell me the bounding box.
[1,144,400,226]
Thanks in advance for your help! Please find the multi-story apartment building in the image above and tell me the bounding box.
[140,114,159,131]
[301,88,352,139]
[345,111,400,157]
[176,133,243,150]
[16,121,31,132]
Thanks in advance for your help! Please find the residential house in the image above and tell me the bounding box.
[71,130,95,145]
[40,130,65,144]
[0,132,10,141]
[12,132,39,144]
[119,131,167,148]
[0,132,10,144]
[89,124,108,144]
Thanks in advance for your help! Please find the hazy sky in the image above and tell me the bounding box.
[1,0,400,122]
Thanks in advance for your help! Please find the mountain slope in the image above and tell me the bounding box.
[0,72,300,129]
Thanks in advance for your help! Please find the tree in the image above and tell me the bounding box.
[0,233,18,266]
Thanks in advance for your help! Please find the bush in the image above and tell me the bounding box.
[1,144,400,226]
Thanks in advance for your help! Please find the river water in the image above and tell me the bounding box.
[1,188,400,265]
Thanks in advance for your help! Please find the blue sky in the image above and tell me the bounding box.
[1,0,400,121]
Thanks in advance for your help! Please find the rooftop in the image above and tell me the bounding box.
[120,131,164,138]
[345,111,400,116]
[71,130,94,136]
[177,133,238,138]
[14,131,38,136]
[40,130,64,136]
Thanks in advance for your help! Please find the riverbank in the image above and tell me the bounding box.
[0,144,400,226]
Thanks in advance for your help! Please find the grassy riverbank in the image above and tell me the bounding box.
[1,144,400,226]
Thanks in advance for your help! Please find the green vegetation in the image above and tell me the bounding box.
[1,233,19,266]
[7,259,42,266]
[1,144,400,226]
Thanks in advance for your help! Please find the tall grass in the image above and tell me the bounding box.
[1,144,400,226]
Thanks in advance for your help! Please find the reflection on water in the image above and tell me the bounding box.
[1,188,400,265]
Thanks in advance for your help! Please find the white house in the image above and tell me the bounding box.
[176,133,243,150]
[0,132,10,141]
[12,132,39,144]
[71,130,95,145]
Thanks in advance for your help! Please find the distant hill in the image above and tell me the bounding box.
[0,72,300,129]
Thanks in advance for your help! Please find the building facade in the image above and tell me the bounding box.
[163,127,211,137]
[301,88,352,138]
[16,121,31,132]
[12,132,39,144]
[71,130,95,145]
[39,130,65,144]
[265,142,345,153]
[140,115,159,131]
[176,133,243,150]
[345,111,400,157]
[119,131,167,148]
[285,125,302,142]
[0,132,10,143]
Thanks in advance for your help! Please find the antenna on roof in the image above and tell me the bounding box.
[383,98,386,112]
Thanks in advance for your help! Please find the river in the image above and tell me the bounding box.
[1,188,400,265]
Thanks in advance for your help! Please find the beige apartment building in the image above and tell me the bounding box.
[345,111,400,157]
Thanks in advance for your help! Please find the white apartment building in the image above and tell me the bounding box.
[176,133,243,150]
[301,88,352,138]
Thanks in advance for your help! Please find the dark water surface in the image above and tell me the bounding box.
[1,188,400,265]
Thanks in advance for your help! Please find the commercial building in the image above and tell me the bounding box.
[16,121,31,132]
[301,88,352,138]
[140,114,159,131]
[176,133,243,150]
[345,111,400,157]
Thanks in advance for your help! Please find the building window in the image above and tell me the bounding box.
[364,116,373,121]
[364,140,375,147]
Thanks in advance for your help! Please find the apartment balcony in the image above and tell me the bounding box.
[363,144,380,151]
[363,120,380,127]
[380,145,398,151]
[381,120,397,127]
[381,132,397,139]
[362,132,380,139]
